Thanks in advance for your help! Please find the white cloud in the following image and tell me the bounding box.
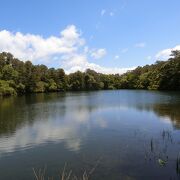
[61,53,135,74]
[65,58,135,74]
[90,48,107,59]
[110,12,115,16]
[114,55,119,59]
[101,9,115,17]
[84,46,89,53]
[62,54,87,69]
[155,45,180,60]
[101,9,106,16]
[86,64,135,74]
[0,25,134,74]
[135,42,146,48]
[0,25,84,64]
[146,56,152,60]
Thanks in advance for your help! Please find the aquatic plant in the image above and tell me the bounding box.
[33,159,101,180]
[158,158,166,167]
[176,154,180,175]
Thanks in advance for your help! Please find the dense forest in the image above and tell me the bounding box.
[0,51,179,96]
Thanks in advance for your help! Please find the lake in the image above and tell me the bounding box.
[0,90,180,180]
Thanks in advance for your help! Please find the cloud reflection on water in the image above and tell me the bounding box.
[0,91,180,156]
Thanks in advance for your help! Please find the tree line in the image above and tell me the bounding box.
[0,51,179,96]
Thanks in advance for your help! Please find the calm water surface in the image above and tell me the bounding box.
[0,90,180,180]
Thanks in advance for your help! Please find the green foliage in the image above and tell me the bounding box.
[0,51,179,96]
[16,83,25,94]
[0,80,17,96]
[118,51,180,90]
[2,64,19,81]
[47,79,57,92]
[34,81,47,93]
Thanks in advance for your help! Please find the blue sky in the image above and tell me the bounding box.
[0,0,180,74]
